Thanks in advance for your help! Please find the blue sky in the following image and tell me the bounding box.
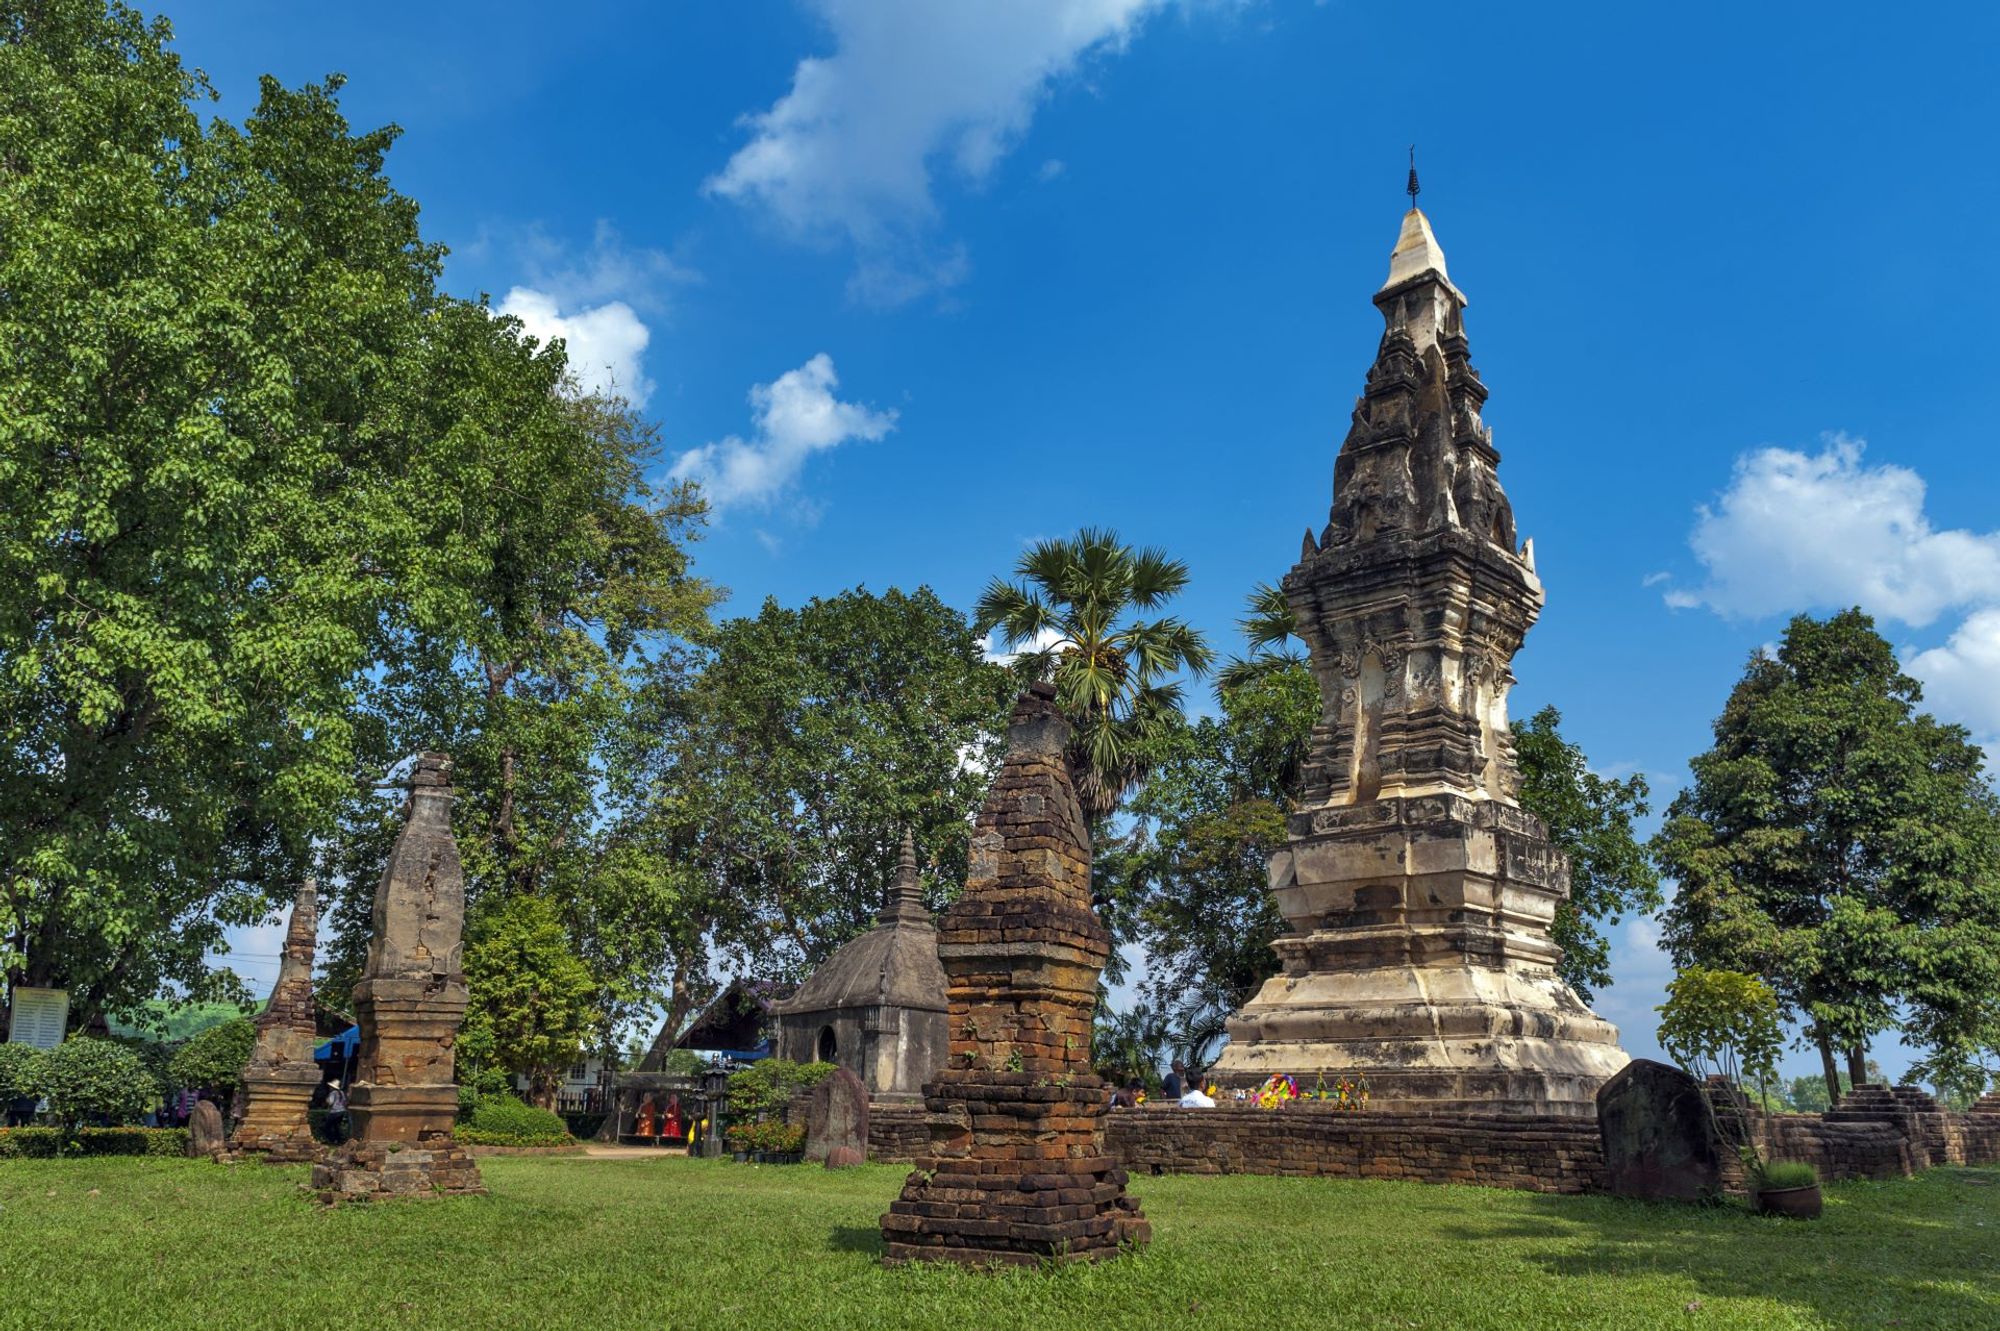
[179,1,2000,1081]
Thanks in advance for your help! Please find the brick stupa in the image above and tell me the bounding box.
[1209,203,1629,1113]
[230,879,324,1162]
[311,753,483,1201]
[881,684,1148,1266]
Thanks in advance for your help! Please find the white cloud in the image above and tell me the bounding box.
[512,219,697,317]
[1667,435,2000,626]
[1668,434,2000,746]
[669,354,895,512]
[1905,608,2000,743]
[498,287,654,407]
[704,0,1170,303]
[981,625,1068,663]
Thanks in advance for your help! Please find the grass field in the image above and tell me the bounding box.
[0,1154,1993,1330]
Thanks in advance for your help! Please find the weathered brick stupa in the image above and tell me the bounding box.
[881,683,1148,1266]
[230,879,324,1161]
[311,753,483,1200]
[1210,198,1629,1114]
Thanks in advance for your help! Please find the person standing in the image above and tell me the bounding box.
[1162,1062,1186,1100]
[323,1080,348,1144]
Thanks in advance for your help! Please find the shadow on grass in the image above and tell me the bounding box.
[828,1224,886,1257]
[1439,1168,2000,1329]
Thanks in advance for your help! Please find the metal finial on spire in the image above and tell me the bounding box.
[1407,145,1420,210]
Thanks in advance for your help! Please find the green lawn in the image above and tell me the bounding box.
[0,1155,1993,1331]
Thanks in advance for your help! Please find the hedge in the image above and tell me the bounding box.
[0,1127,192,1158]
[454,1126,576,1148]
[455,1095,575,1147]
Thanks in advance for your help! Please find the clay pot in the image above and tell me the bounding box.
[1756,1184,1823,1219]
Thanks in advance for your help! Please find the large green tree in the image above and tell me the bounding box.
[463,894,598,1107]
[0,3,476,1022]
[621,586,1013,1044]
[975,528,1212,822]
[317,372,716,1053]
[1654,609,2000,1105]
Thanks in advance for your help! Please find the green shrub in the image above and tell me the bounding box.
[463,1094,573,1145]
[0,1042,45,1102]
[32,1038,159,1129]
[0,1126,189,1158]
[725,1059,839,1121]
[0,1126,61,1157]
[1755,1160,1819,1191]
[167,1018,256,1096]
[724,1118,805,1155]
[454,1125,575,1148]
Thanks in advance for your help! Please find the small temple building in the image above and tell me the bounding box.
[1210,188,1630,1114]
[770,830,948,1102]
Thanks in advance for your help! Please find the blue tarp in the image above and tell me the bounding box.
[315,1024,359,1061]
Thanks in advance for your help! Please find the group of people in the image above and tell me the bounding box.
[1107,1061,1217,1110]
[633,1093,687,1144]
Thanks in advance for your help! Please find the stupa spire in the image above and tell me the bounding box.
[879,826,929,924]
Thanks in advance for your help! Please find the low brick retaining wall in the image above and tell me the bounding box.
[1104,1105,1606,1193]
[866,1084,2000,1190]
[462,1143,588,1158]
[1096,1090,2000,1195]
[867,1102,929,1163]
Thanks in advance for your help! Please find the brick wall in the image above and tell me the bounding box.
[1098,1092,2000,1196]
[868,1102,929,1163]
[1104,1105,1606,1194]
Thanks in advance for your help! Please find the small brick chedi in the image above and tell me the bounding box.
[881,684,1148,1266]
[1210,204,1629,1113]
[311,754,483,1200]
[230,879,324,1161]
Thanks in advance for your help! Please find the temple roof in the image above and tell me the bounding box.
[775,838,947,1016]
[1380,207,1452,292]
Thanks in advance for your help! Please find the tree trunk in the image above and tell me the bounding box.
[1817,1030,1842,1108]
[1845,1042,1870,1090]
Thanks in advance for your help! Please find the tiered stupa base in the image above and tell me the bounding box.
[310,1135,484,1203]
[231,1071,324,1163]
[1213,795,1628,1116]
[882,1072,1150,1266]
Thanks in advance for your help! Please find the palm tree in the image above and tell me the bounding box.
[975,528,1212,821]
[1214,580,1303,698]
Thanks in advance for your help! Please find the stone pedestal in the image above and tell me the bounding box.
[231,1068,323,1162]
[311,1140,485,1202]
[1214,795,1626,1114]
[882,685,1148,1266]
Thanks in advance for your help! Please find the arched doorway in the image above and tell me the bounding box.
[817,1025,838,1063]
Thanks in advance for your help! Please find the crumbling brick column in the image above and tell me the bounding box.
[230,880,324,1162]
[881,684,1148,1266]
[311,754,484,1202]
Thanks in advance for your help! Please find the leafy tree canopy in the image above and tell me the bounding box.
[1653,608,2000,1099]
[976,528,1212,821]
[463,894,598,1107]
[1512,706,1662,1001]
[1,2,678,1029]
[619,585,1012,1048]
[165,1016,256,1097]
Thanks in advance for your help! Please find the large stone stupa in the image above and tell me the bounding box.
[1209,199,1629,1115]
